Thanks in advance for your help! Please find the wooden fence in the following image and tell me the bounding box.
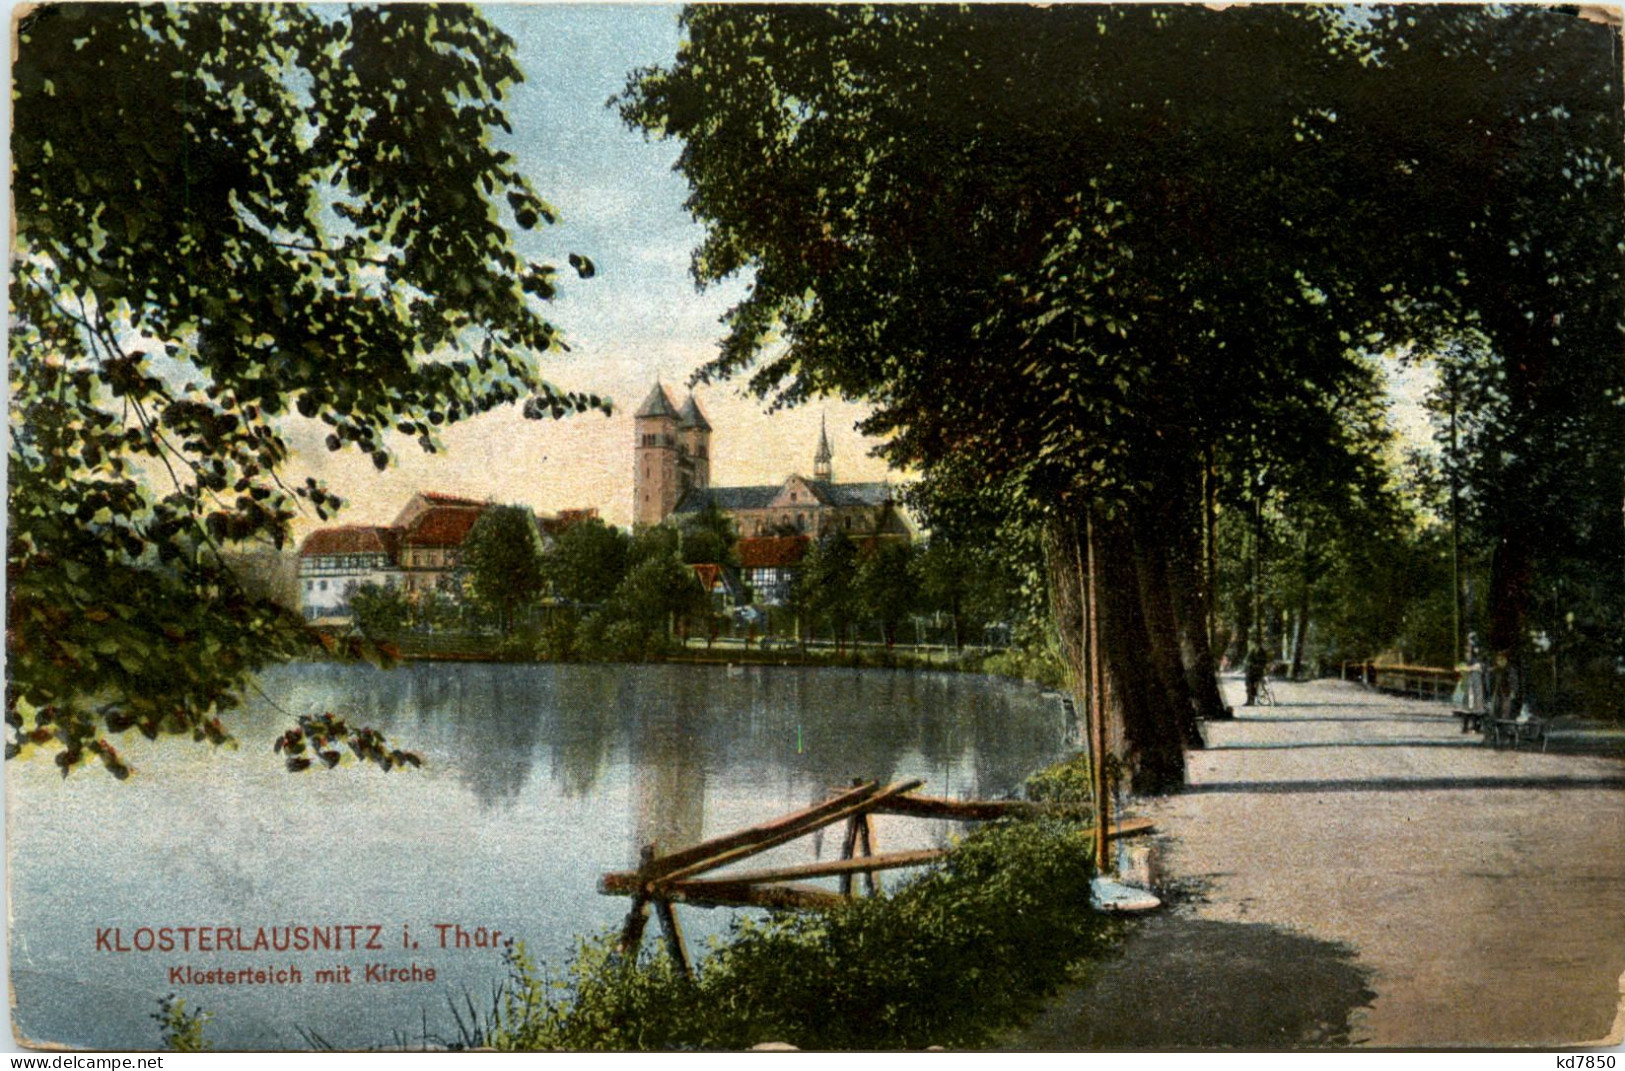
[599,778,1154,974]
[1342,661,1459,701]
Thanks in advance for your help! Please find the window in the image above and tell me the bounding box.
[318,580,328,591]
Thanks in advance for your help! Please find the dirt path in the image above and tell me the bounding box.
[1004,676,1625,1050]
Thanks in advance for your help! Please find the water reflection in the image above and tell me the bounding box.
[8,661,1067,1051]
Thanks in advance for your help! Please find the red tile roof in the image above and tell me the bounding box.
[299,526,399,558]
[738,536,810,569]
[402,505,485,548]
[419,491,484,506]
[539,507,599,537]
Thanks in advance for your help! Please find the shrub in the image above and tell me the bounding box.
[153,994,211,1052]
[488,818,1111,1051]
[1023,751,1095,808]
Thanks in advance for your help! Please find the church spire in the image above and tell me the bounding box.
[813,414,833,482]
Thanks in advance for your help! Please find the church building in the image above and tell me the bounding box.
[633,381,912,544]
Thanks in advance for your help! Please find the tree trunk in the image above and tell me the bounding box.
[1097,515,1188,794]
[1290,586,1311,680]
[1131,519,1205,749]
[1164,468,1230,721]
[1046,512,1189,796]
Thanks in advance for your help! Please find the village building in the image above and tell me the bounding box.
[296,492,596,620]
[393,492,487,594]
[297,525,402,620]
[737,536,811,606]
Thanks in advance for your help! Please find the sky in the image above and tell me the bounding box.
[281,5,898,538]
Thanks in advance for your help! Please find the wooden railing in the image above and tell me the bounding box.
[599,778,1154,974]
[1342,661,1459,701]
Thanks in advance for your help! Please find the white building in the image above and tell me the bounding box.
[296,526,402,620]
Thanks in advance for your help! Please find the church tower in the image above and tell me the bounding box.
[634,382,680,526]
[678,393,712,493]
[813,414,834,482]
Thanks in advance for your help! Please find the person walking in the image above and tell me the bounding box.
[1245,646,1269,706]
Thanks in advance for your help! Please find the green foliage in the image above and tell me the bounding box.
[855,541,916,647]
[678,501,740,568]
[9,4,599,774]
[1336,9,1624,681]
[534,608,583,662]
[1022,752,1095,808]
[543,518,631,605]
[273,712,422,774]
[462,505,547,634]
[628,525,682,567]
[794,531,859,647]
[569,553,709,662]
[349,582,409,641]
[152,994,211,1052]
[970,646,1071,691]
[488,819,1110,1051]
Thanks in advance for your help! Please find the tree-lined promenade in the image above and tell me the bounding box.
[1008,675,1625,1049]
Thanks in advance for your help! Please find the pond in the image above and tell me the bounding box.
[8,662,1071,1050]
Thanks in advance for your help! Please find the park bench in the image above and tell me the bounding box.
[1489,714,1550,752]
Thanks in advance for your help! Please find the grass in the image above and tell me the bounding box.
[485,817,1115,1051]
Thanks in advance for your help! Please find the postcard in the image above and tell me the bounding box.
[8,2,1624,1054]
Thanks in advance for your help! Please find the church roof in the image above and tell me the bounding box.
[678,394,712,431]
[635,382,679,419]
[676,480,898,515]
[805,480,895,507]
[674,485,781,513]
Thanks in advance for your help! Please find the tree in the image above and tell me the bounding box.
[678,500,740,568]
[9,5,600,775]
[855,541,915,648]
[584,552,709,659]
[795,531,860,654]
[543,517,631,605]
[349,582,409,641]
[1341,7,1625,710]
[461,505,547,634]
[621,6,1405,791]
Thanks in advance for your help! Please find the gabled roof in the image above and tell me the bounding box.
[678,394,712,432]
[299,526,399,559]
[391,490,486,530]
[806,480,895,508]
[401,504,485,548]
[635,382,679,419]
[674,485,782,514]
[738,536,811,569]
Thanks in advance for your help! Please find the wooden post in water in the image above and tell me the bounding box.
[837,777,881,897]
[618,843,656,966]
[654,898,691,978]
[858,812,878,896]
[1086,514,1110,876]
[839,779,863,897]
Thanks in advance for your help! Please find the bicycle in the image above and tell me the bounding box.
[1256,677,1276,706]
